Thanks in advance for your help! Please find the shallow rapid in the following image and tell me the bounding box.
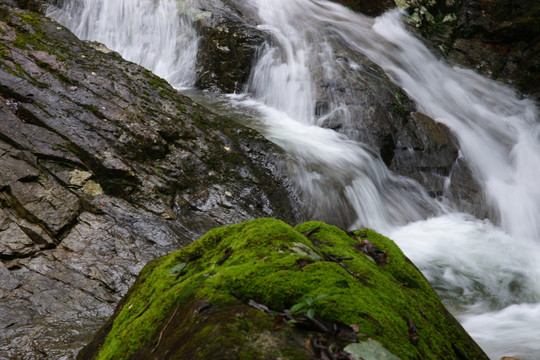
[47,0,540,358]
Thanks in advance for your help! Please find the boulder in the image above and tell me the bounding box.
[0,4,302,358]
[191,0,266,93]
[311,41,481,210]
[78,219,489,360]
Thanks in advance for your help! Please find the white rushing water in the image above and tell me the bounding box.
[47,0,540,358]
[47,0,199,88]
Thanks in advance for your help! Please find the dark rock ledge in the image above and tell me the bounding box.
[0,4,301,358]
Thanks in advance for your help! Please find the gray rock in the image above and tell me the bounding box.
[309,43,482,211]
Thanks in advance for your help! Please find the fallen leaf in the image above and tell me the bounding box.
[168,262,187,275]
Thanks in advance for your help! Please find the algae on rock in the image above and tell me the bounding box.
[78,219,488,360]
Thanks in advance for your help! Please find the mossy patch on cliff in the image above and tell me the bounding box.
[79,219,487,360]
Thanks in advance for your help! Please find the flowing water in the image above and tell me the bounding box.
[47,0,199,88]
[47,0,540,358]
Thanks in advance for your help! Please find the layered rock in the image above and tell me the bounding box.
[78,219,488,360]
[0,4,301,358]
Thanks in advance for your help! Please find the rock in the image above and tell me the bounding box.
[448,0,540,97]
[310,41,482,210]
[330,0,395,16]
[397,0,540,98]
[77,219,489,360]
[192,0,266,93]
[0,4,302,358]
[96,0,484,215]
[389,112,460,198]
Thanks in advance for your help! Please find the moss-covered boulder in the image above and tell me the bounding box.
[78,219,488,360]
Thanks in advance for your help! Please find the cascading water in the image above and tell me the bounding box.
[47,0,540,358]
[47,0,199,88]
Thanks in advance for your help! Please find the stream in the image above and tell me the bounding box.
[47,0,540,358]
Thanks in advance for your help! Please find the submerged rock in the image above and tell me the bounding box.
[0,4,301,358]
[78,219,488,360]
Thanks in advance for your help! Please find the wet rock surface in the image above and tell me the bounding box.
[395,0,540,98]
[331,0,395,16]
[192,0,266,93]
[0,4,301,358]
[448,0,540,98]
[309,40,481,210]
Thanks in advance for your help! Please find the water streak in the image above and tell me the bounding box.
[47,0,199,88]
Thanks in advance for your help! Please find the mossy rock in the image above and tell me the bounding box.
[78,219,488,360]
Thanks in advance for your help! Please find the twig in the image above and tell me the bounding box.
[303,227,321,237]
[310,240,367,286]
[152,303,181,353]
[171,274,193,287]
[216,247,233,266]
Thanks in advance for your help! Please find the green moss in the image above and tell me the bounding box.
[13,31,45,50]
[91,219,487,360]
[18,13,41,27]
[0,41,9,59]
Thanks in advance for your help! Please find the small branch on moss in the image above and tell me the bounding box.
[248,299,272,314]
[405,317,419,345]
[309,239,368,286]
[419,305,426,319]
[358,312,382,328]
[125,296,154,327]
[325,254,353,261]
[174,270,187,280]
[187,253,202,262]
[302,227,321,237]
[346,230,367,239]
[152,302,181,353]
[216,247,233,266]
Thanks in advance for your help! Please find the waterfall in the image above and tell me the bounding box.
[47,0,199,88]
[47,0,540,358]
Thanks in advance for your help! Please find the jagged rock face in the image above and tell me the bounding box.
[77,219,488,360]
[449,0,540,97]
[0,4,301,359]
